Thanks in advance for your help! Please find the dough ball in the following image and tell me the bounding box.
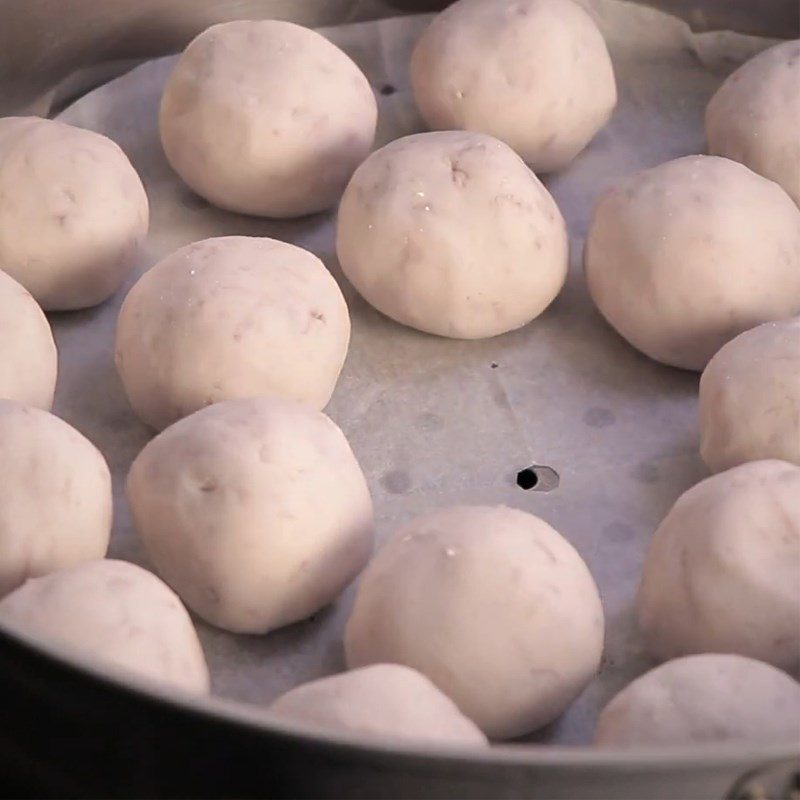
[706,40,800,207]
[700,317,800,473]
[268,664,488,746]
[0,559,208,692]
[115,236,350,431]
[410,0,616,173]
[0,270,57,410]
[637,460,800,672]
[336,131,568,339]
[0,117,148,310]
[159,20,377,218]
[344,505,604,739]
[127,396,373,634]
[594,654,800,747]
[0,400,111,597]
[585,155,800,370]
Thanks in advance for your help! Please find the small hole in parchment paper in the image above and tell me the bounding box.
[517,468,538,490]
[380,84,396,96]
[516,465,559,492]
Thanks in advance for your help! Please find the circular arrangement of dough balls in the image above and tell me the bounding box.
[699,317,800,473]
[127,396,373,634]
[0,400,111,597]
[637,460,800,672]
[336,131,568,339]
[268,664,488,746]
[0,559,209,693]
[159,20,377,218]
[585,155,800,370]
[115,236,350,431]
[0,270,57,410]
[345,505,604,739]
[0,116,148,311]
[706,40,800,207]
[594,654,800,748]
[410,0,616,173]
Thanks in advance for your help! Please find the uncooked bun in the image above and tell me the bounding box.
[585,155,800,370]
[115,236,350,431]
[706,40,800,207]
[345,505,604,739]
[0,117,148,310]
[0,400,111,597]
[268,664,488,746]
[700,317,800,472]
[594,654,800,747]
[127,396,373,634]
[0,270,57,410]
[411,0,616,172]
[159,20,377,218]
[0,559,209,693]
[637,460,800,672]
[336,131,568,339]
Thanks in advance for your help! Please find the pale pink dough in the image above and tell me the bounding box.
[0,270,57,410]
[0,400,111,597]
[0,559,209,693]
[159,20,377,217]
[637,460,800,672]
[127,397,374,634]
[411,0,616,172]
[699,317,800,472]
[345,505,604,739]
[269,664,487,746]
[336,131,568,339]
[595,654,800,747]
[706,40,800,207]
[0,117,148,310]
[115,236,350,431]
[585,155,800,370]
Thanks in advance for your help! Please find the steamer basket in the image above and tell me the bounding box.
[0,2,798,797]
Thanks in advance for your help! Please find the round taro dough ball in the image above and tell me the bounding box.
[336,131,568,339]
[706,40,800,207]
[699,318,800,473]
[637,460,800,672]
[127,396,373,634]
[268,664,488,746]
[159,20,377,218]
[0,400,111,597]
[585,155,800,370]
[594,654,800,747]
[345,506,604,739]
[410,0,616,173]
[0,270,57,410]
[0,559,209,693]
[115,236,350,431]
[0,117,148,311]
